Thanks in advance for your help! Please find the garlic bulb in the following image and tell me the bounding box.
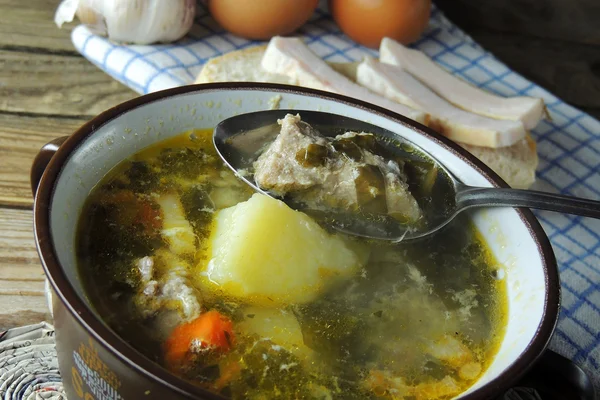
[54,0,197,45]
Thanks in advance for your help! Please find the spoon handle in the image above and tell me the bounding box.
[456,187,600,219]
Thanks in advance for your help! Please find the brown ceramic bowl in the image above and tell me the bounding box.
[31,83,559,399]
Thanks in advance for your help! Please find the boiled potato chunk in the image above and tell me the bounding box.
[156,193,196,255]
[204,193,366,304]
[237,307,314,361]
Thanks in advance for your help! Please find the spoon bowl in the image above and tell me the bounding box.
[215,109,600,241]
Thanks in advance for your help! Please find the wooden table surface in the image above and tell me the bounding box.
[1,0,599,331]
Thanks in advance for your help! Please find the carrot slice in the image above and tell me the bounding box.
[135,201,161,231]
[164,310,235,369]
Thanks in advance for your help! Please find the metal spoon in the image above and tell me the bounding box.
[214,110,600,241]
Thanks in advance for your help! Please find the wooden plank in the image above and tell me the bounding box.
[0,208,41,271]
[0,50,136,117]
[435,0,600,45]
[0,265,45,282]
[0,113,88,207]
[0,296,51,331]
[0,207,50,329]
[0,280,45,296]
[0,0,78,52]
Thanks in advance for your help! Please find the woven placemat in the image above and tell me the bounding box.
[0,322,65,399]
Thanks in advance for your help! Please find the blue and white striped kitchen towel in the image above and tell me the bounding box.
[69,1,600,391]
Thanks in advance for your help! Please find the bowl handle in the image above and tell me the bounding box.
[30,136,68,197]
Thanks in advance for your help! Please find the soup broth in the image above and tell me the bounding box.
[77,128,507,399]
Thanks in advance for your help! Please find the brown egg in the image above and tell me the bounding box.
[330,0,431,48]
[208,0,319,40]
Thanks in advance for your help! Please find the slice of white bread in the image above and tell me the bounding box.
[460,135,537,189]
[195,46,538,189]
[196,45,293,84]
[196,44,359,84]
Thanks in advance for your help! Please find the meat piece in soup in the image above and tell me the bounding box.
[254,114,422,222]
[77,122,507,399]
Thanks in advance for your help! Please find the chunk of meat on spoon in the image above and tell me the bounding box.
[253,114,422,223]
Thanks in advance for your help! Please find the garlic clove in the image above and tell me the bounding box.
[54,0,80,28]
[104,0,197,44]
[54,0,197,45]
[76,0,108,36]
